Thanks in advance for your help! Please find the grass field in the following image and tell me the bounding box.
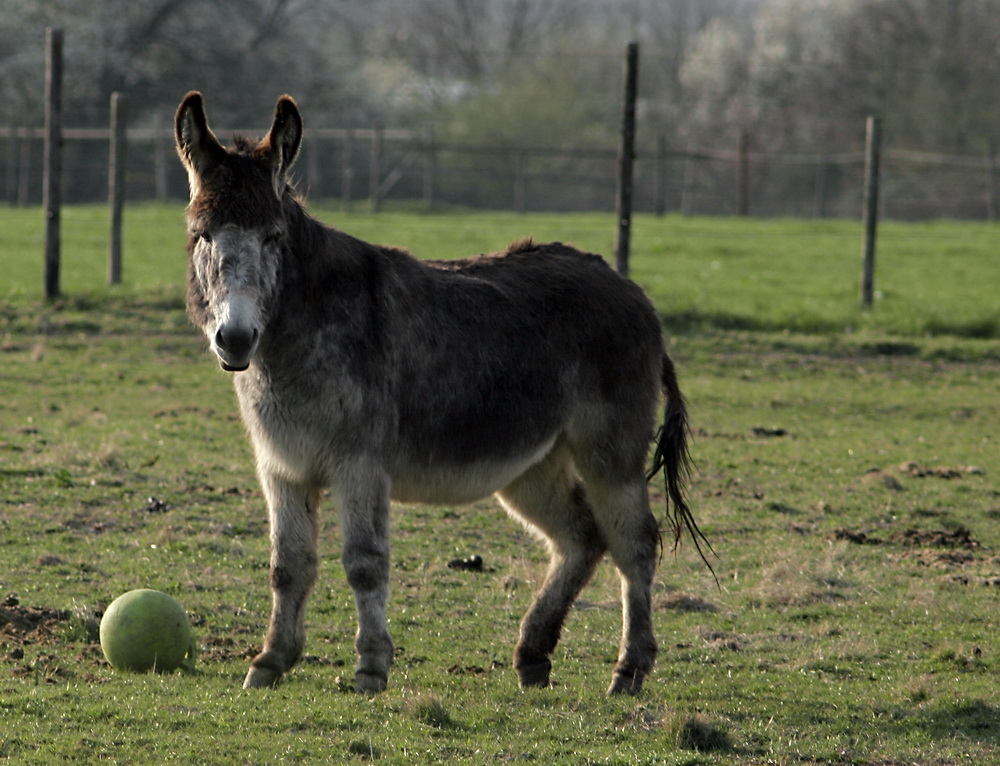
[1,204,999,764]
[6,203,1000,342]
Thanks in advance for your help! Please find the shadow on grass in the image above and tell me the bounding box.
[2,290,189,337]
[662,308,1000,342]
[663,309,809,335]
[891,699,1000,747]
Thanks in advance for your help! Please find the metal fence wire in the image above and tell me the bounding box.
[4,127,999,220]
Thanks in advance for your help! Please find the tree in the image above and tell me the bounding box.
[0,0,379,128]
[374,0,584,84]
[678,15,756,147]
[673,0,1000,156]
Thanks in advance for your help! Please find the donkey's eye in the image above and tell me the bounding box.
[200,231,213,244]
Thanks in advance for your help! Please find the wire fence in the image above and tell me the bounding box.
[4,125,1000,220]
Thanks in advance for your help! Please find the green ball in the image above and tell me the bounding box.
[100,589,196,673]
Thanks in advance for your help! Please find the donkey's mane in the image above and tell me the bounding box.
[232,135,257,152]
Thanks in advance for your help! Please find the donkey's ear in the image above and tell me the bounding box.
[175,91,225,198]
[258,95,303,197]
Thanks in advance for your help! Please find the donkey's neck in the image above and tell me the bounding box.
[255,197,388,375]
[283,198,381,286]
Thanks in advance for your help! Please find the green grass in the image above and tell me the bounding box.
[1,204,999,764]
[6,203,1000,342]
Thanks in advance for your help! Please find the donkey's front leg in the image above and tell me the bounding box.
[336,474,393,694]
[244,474,320,689]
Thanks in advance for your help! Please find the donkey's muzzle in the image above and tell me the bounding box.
[214,324,259,372]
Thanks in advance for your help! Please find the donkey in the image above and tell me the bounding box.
[175,91,706,695]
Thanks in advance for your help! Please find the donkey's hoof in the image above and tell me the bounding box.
[607,670,644,695]
[516,659,552,689]
[243,665,282,689]
[355,671,388,694]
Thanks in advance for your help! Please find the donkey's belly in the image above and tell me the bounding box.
[388,435,557,505]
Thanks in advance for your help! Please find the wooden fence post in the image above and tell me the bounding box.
[306,132,320,196]
[614,41,639,277]
[736,131,750,216]
[513,150,527,214]
[17,128,31,207]
[814,155,830,218]
[153,117,169,200]
[341,129,354,213]
[860,115,881,309]
[369,127,383,213]
[987,140,998,222]
[422,127,435,209]
[4,129,17,207]
[653,135,667,216]
[43,27,63,300]
[680,144,697,216]
[108,92,126,285]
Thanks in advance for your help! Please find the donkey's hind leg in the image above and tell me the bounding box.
[497,449,607,689]
[581,477,660,695]
[244,474,321,689]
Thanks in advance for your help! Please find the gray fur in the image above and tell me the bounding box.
[175,91,697,695]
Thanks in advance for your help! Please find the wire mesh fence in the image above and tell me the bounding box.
[3,126,999,220]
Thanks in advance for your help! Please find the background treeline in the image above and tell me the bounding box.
[3,0,1000,216]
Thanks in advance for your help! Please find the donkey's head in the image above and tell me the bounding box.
[175,92,303,371]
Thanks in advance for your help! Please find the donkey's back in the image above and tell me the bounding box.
[176,91,698,696]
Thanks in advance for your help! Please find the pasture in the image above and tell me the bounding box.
[1,205,999,764]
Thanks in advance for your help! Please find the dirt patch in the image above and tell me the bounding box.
[700,630,749,651]
[199,633,257,663]
[835,526,987,571]
[898,461,984,479]
[833,525,980,550]
[892,526,980,549]
[949,574,1000,587]
[752,426,788,438]
[833,528,880,545]
[1,596,70,646]
[902,549,978,568]
[861,463,985,490]
[2,594,107,684]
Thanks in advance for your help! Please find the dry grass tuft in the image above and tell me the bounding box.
[670,712,731,752]
[405,694,459,729]
[656,592,720,613]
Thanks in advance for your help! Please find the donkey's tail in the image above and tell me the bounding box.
[647,354,717,581]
